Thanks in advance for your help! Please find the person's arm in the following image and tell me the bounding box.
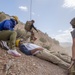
[31,48,43,54]
[72,38,75,60]
[32,24,38,32]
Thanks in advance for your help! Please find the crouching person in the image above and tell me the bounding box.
[0,16,21,57]
[16,39,70,69]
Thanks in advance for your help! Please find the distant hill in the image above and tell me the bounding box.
[60,42,72,56]
[60,42,72,48]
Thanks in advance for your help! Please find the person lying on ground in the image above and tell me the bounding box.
[16,39,71,69]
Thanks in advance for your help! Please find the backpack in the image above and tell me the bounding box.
[24,21,32,31]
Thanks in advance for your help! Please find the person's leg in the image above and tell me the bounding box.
[8,31,17,50]
[0,30,16,49]
[30,30,37,43]
[30,31,34,40]
[24,30,31,41]
[0,30,12,40]
[0,30,21,56]
[7,31,21,56]
[0,40,10,50]
[51,52,71,64]
[35,49,70,69]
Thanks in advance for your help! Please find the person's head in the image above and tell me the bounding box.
[15,39,24,47]
[31,20,35,23]
[70,17,75,28]
[12,16,19,24]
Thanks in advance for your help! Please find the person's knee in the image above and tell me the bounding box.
[12,31,17,36]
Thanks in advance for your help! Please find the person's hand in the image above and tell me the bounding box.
[68,58,74,70]
[68,61,74,70]
[33,37,37,41]
[37,48,43,50]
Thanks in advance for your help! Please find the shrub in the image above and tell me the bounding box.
[16,29,31,40]
[0,12,6,22]
[39,38,46,43]
[16,29,25,39]
[53,39,59,45]
[43,45,50,50]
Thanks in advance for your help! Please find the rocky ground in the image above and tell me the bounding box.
[0,48,68,75]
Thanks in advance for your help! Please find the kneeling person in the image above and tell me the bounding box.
[0,16,21,57]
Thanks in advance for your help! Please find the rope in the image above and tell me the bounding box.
[30,0,32,20]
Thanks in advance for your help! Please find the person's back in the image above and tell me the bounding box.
[0,19,16,31]
[25,21,33,31]
[0,20,6,31]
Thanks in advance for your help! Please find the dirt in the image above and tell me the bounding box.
[0,48,68,75]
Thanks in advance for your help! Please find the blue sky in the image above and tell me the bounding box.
[0,0,75,43]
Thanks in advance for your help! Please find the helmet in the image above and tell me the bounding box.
[70,18,75,26]
[15,39,24,47]
[12,16,18,22]
[15,39,20,47]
